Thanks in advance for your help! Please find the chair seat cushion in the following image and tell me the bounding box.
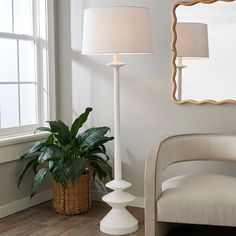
[157,174,236,226]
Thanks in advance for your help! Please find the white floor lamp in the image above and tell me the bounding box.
[176,22,209,100]
[82,6,153,235]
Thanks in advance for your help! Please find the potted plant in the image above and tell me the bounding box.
[18,107,113,215]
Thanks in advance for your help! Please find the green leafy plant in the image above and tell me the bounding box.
[18,107,114,198]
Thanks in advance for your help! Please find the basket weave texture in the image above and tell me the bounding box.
[53,173,91,215]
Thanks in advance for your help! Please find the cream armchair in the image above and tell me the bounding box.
[145,134,236,236]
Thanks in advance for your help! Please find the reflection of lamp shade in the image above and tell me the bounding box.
[82,7,153,55]
[176,22,209,59]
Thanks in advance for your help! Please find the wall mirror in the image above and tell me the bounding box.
[172,0,236,104]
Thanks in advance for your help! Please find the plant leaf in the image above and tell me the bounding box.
[49,161,54,170]
[47,120,71,146]
[30,167,49,198]
[50,161,68,187]
[90,137,114,150]
[22,152,40,160]
[45,134,54,145]
[38,145,64,164]
[66,158,88,180]
[18,158,39,188]
[38,148,53,164]
[20,141,46,159]
[101,145,106,153]
[71,107,92,137]
[86,147,110,161]
[63,144,74,152]
[85,155,112,181]
[32,162,39,174]
[77,127,112,149]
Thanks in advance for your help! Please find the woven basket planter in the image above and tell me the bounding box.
[53,173,91,215]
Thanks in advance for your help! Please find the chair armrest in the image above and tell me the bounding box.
[144,136,171,236]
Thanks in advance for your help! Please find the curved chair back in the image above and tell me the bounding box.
[158,134,236,171]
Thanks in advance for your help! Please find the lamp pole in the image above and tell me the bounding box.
[108,53,124,180]
[100,54,138,235]
[176,57,187,100]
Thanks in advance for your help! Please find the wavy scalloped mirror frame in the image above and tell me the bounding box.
[172,0,236,104]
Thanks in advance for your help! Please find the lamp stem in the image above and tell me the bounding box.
[101,54,138,235]
[176,57,187,100]
[107,53,125,180]
[113,56,122,180]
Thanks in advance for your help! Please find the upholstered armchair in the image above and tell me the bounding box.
[145,134,236,236]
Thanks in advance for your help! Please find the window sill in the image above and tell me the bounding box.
[0,132,49,148]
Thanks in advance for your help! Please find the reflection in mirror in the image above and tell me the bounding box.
[176,22,209,100]
[172,0,236,104]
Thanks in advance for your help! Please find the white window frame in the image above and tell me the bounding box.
[0,0,56,140]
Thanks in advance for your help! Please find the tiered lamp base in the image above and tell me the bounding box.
[100,179,138,235]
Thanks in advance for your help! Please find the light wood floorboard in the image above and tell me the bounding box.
[0,201,144,236]
[2,201,236,235]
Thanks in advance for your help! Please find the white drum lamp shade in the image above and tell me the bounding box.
[176,22,209,59]
[82,7,153,55]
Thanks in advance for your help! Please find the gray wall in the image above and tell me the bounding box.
[58,0,236,197]
[0,141,51,207]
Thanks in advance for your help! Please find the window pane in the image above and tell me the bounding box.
[14,0,32,35]
[39,0,47,39]
[0,85,19,128]
[0,39,18,82]
[0,0,12,33]
[20,84,37,125]
[19,40,36,82]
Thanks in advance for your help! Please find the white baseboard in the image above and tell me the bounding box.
[92,190,144,208]
[0,189,143,219]
[129,196,144,208]
[0,189,52,219]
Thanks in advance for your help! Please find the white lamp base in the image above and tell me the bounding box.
[100,179,138,235]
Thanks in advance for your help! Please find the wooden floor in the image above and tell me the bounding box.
[2,201,236,236]
[0,201,144,236]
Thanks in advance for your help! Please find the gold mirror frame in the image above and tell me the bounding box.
[171,0,236,104]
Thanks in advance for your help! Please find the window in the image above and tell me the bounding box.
[0,0,55,137]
